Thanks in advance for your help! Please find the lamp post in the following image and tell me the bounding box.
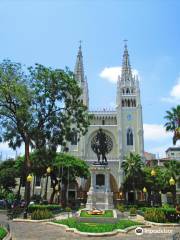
[169,177,176,207]
[44,167,51,200]
[150,169,156,206]
[26,174,32,205]
[143,187,147,202]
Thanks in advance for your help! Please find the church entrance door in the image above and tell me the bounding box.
[128,192,135,204]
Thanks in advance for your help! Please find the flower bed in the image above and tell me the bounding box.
[80,210,113,218]
[0,227,7,240]
[54,218,142,233]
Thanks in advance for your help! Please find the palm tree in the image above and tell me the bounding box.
[121,152,144,203]
[164,105,180,145]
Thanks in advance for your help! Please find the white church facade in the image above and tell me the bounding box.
[66,43,144,199]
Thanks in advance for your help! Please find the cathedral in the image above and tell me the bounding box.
[67,43,144,200]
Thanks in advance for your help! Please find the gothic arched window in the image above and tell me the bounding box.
[127,128,133,145]
[71,132,78,145]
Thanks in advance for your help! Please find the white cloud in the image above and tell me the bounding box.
[99,66,139,83]
[143,123,171,141]
[161,77,180,103]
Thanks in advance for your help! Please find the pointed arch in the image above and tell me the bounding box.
[127,128,133,145]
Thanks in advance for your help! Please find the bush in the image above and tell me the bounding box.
[65,207,71,212]
[31,209,53,220]
[116,204,125,213]
[130,207,137,215]
[144,208,166,223]
[161,207,178,223]
[0,227,7,240]
[28,204,62,214]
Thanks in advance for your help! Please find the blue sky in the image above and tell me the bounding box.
[0,0,180,159]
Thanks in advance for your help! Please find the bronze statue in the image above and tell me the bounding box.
[92,128,108,165]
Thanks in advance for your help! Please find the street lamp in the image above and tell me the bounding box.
[27,174,33,183]
[26,174,33,207]
[44,167,51,200]
[150,169,156,206]
[169,177,175,186]
[169,177,176,207]
[151,169,156,177]
[143,187,147,202]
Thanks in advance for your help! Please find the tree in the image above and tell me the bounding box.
[0,60,32,203]
[164,105,180,145]
[28,64,90,153]
[121,152,144,202]
[49,153,89,205]
[0,60,90,204]
[0,159,17,193]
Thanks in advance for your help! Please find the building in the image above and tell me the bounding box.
[15,43,145,204]
[166,147,180,161]
[66,42,144,203]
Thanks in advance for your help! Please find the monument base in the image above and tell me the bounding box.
[86,165,114,210]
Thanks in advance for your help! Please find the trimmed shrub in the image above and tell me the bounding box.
[117,204,125,213]
[31,209,53,220]
[28,204,62,214]
[130,207,137,215]
[144,208,166,223]
[65,207,72,212]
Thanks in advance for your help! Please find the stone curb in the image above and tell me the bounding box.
[3,231,12,240]
[144,220,180,227]
[12,218,54,223]
[47,222,149,236]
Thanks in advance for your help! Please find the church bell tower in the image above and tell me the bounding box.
[116,42,144,185]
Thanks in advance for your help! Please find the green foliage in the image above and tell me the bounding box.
[116,204,125,213]
[54,218,142,233]
[164,105,180,132]
[31,209,53,220]
[54,153,89,181]
[144,208,166,223]
[28,204,62,214]
[142,206,179,223]
[0,227,7,240]
[130,207,137,215]
[65,207,72,212]
[0,159,17,191]
[121,153,144,191]
[80,210,113,217]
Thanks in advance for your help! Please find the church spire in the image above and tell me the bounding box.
[74,41,85,84]
[121,40,132,83]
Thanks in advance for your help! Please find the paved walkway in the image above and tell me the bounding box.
[0,212,180,240]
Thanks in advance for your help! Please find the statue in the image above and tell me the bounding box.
[92,128,108,165]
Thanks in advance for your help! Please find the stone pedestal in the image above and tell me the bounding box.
[86,165,114,210]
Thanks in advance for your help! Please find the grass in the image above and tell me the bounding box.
[80,210,113,218]
[0,227,7,240]
[54,218,143,233]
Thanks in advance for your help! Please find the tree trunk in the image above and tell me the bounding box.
[17,177,22,200]
[49,187,56,204]
[62,182,68,207]
[24,140,31,206]
[172,185,177,207]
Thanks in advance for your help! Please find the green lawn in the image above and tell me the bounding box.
[0,227,7,240]
[80,210,113,218]
[54,218,143,233]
